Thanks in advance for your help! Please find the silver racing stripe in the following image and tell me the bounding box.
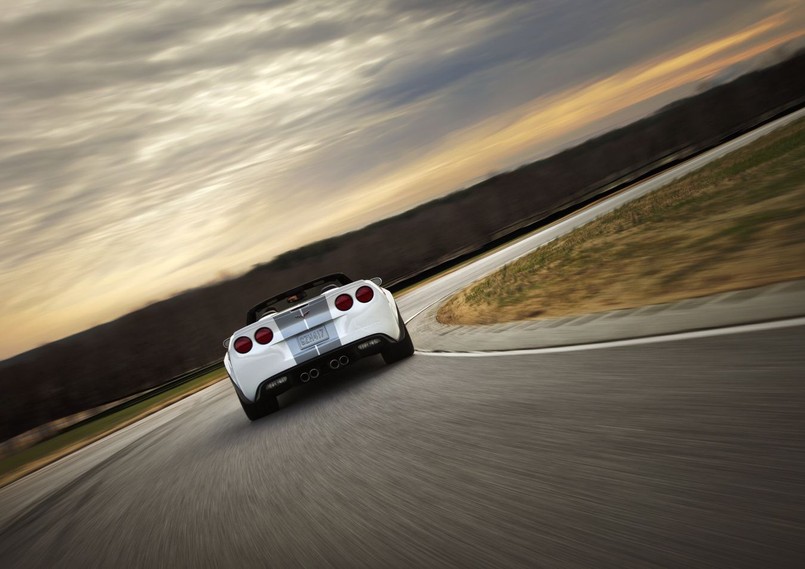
[274,296,342,365]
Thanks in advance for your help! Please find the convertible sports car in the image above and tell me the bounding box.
[223,273,414,420]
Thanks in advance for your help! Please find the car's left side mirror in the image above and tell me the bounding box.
[370,277,382,286]
[222,338,230,349]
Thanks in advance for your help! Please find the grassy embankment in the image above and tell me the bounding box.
[0,368,226,488]
[438,117,805,325]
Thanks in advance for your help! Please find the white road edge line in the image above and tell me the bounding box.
[415,316,805,357]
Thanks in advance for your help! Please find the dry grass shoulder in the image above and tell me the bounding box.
[0,369,225,488]
[438,117,805,325]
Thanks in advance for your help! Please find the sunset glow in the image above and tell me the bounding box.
[1,0,803,358]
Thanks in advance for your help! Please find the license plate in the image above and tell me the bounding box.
[298,326,329,349]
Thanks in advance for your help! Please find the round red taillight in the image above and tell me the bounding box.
[255,327,273,345]
[356,286,374,303]
[335,294,353,311]
[233,336,253,354]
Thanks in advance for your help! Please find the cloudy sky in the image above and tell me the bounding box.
[1,0,803,359]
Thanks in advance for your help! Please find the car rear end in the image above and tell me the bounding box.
[224,279,402,403]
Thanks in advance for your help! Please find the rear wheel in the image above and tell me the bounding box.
[382,314,415,364]
[240,395,279,421]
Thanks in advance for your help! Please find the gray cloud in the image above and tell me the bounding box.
[0,0,797,357]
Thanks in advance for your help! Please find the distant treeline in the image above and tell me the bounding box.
[2,52,803,442]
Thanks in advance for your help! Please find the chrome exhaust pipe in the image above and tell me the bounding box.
[338,355,349,366]
[300,372,310,383]
[329,359,340,370]
[309,368,320,379]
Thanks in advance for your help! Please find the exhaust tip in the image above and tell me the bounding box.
[329,359,340,370]
[339,355,350,366]
[309,368,320,379]
[300,372,310,383]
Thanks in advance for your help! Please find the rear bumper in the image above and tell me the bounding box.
[250,333,396,401]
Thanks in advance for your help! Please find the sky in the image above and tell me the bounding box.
[1,0,803,359]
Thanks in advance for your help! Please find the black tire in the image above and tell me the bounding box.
[382,315,415,364]
[240,395,279,421]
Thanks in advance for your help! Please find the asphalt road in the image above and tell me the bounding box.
[1,325,804,568]
[2,111,804,568]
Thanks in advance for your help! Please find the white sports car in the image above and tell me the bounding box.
[223,273,414,420]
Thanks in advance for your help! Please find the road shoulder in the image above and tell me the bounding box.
[409,279,805,352]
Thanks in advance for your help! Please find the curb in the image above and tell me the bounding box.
[408,280,805,352]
